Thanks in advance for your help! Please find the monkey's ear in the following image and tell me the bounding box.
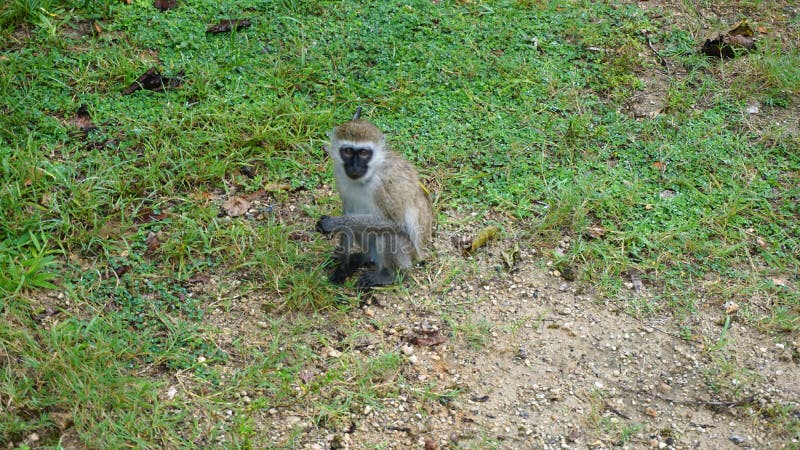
[352,106,362,121]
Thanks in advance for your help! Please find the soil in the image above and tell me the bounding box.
[201,224,799,449]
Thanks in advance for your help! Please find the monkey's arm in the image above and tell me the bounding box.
[316,215,407,235]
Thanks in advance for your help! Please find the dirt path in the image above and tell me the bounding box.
[207,227,798,449]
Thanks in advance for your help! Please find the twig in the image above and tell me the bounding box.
[619,386,757,409]
[604,403,631,420]
[643,31,668,67]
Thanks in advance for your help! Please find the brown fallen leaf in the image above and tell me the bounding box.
[566,429,580,443]
[628,270,645,293]
[701,20,756,58]
[153,0,176,11]
[289,231,311,242]
[50,411,74,430]
[410,332,447,347]
[501,242,520,269]
[464,225,500,255]
[206,19,252,34]
[769,277,788,287]
[73,104,97,132]
[585,225,606,240]
[222,196,250,217]
[191,191,217,204]
[145,232,162,255]
[187,273,211,284]
[122,68,184,95]
[264,182,292,192]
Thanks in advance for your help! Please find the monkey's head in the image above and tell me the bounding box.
[329,119,386,181]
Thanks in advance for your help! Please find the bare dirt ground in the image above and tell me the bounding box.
[204,221,799,449]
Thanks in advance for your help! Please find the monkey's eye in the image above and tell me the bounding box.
[340,147,354,158]
[357,149,373,160]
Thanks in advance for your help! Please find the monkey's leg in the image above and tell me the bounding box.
[329,251,368,284]
[356,267,396,290]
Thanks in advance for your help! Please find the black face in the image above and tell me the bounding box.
[340,146,374,179]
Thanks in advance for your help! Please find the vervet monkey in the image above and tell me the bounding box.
[316,108,433,289]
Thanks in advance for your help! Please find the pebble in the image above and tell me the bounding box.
[729,434,745,445]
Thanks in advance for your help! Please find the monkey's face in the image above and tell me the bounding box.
[339,146,374,179]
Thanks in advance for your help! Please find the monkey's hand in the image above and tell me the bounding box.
[316,215,336,234]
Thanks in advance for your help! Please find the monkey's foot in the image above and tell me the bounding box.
[315,215,334,234]
[356,269,395,290]
[329,267,352,284]
[328,253,368,284]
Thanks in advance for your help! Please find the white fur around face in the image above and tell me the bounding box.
[331,139,386,215]
[331,140,385,180]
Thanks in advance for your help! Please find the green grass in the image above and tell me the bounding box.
[1,0,799,446]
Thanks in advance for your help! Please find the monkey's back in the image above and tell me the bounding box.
[374,150,433,259]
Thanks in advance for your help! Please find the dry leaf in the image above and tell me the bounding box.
[187,273,211,284]
[467,226,500,254]
[153,0,176,11]
[122,68,184,95]
[724,300,740,314]
[246,189,267,201]
[586,226,606,239]
[659,189,676,200]
[191,191,216,203]
[652,161,666,171]
[264,182,292,192]
[50,411,74,430]
[145,232,162,254]
[222,196,250,217]
[289,231,311,242]
[410,332,447,347]
[701,20,756,58]
[206,19,252,34]
[769,277,788,287]
[501,242,520,268]
[73,104,97,132]
[628,271,645,293]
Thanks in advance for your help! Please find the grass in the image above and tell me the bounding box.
[1,0,799,446]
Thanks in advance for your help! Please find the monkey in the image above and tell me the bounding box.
[316,108,433,289]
